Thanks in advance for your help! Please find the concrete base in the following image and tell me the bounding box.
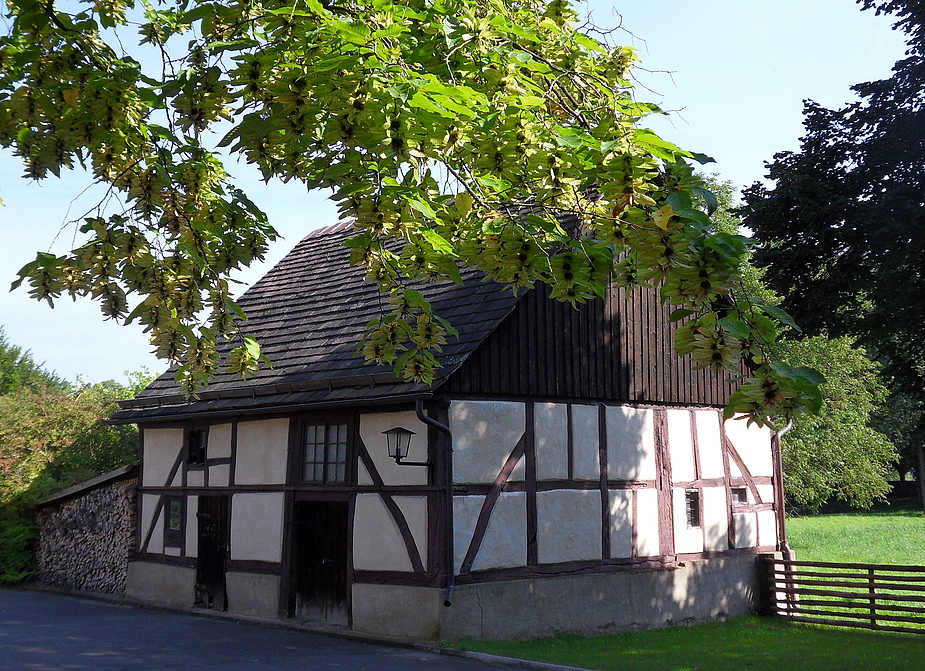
[351,583,442,639]
[351,555,760,640]
[125,561,195,609]
[226,572,281,619]
[441,555,760,640]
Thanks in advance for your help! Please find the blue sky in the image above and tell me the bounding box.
[0,1,910,383]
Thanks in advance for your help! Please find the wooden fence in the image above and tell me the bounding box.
[762,556,925,634]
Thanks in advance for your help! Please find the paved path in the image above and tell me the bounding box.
[0,589,512,671]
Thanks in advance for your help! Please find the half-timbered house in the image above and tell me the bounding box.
[112,221,787,640]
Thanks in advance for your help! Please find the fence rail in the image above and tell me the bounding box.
[763,556,925,635]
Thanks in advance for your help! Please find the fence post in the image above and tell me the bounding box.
[868,567,877,626]
[757,555,773,615]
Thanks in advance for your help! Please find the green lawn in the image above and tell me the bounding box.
[448,503,925,670]
[451,616,925,671]
[787,501,925,564]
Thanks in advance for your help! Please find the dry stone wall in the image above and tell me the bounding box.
[35,476,136,594]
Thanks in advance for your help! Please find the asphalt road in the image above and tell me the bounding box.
[0,589,513,671]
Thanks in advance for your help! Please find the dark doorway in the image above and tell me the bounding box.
[293,500,349,624]
[195,495,229,610]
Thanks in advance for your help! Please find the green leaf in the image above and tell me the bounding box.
[243,335,261,358]
[669,308,695,322]
[406,197,438,221]
[402,289,431,312]
[421,229,456,255]
[760,304,801,332]
[718,316,751,339]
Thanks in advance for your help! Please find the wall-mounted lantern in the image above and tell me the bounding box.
[383,426,430,466]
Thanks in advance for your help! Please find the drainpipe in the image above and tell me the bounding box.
[772,420,794,559]
[416,399,455,606]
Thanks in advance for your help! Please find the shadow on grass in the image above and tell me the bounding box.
[448,616,925,671]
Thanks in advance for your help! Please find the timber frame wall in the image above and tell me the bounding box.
[130,394,781,628]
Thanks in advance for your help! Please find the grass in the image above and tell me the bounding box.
[451,616,925,670]
[787,500,925,564]
[448,501,925,670]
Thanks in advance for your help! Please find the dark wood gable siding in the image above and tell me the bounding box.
[442,283,737,406]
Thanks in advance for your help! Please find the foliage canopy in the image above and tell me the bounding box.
[1,0,820,425]
[706,178,895,510]
[0,327,152,583]
[743,0,925,395]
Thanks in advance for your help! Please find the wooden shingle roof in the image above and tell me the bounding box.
[113,221,522,422]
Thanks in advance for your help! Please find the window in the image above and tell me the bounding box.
[685,490,701,529]
[164,497,184,545]
[302,422,348,483]
[732,487,748,504]
[187,427,208,464]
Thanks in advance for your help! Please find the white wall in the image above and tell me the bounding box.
[451,401,525,484]
[537,489,601,564]
[607,407,655,481]
[358,411,430,486]
[230,493,284,562]
[142,428,183,487]
[235,418,289,485]
[353,494,427,571]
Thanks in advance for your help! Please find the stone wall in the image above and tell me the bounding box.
[35,467,136,594]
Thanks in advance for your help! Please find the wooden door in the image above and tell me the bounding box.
[294,501,349,624]
[195,495,228,610]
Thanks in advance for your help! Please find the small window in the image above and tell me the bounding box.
[165,497,184,545]
[302,422,348,484]
[732,487,748,504]
[187,427,208,464]
[685,490,701,529]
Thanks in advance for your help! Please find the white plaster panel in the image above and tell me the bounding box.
[234,418,290,485]
[187,469,204,487]
[608,490,634,559]
[353,494,413,571]
[572,404,600,481]
[756,484,775,505]
[757,510,779,548]
[453,495,483,574]
[724,418,773,477]
[729,458,743,479]
[453,493,527,572]
[734,512,758,549]
[672,488,704,555]
[398,496,429,568]
[701,486,728,552]
[359,411,429,487]
[635,488,660,557]
[451,401,525,484]
[356,458,374,486]
[170,469,183,487]
[694,411,725,479]
[230,493,284,562]
[164,546,181,557]
[536,490,601,564]
[185,495,198,558]
[209,463,230,487]
[667,410,696,483]
[606,407,655,481]
[208,423,233,459]
[473,492,527,571]
[535,403,568,481]
[353,495,428,570]
[142,494,164,555]
[142,428,183,487]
